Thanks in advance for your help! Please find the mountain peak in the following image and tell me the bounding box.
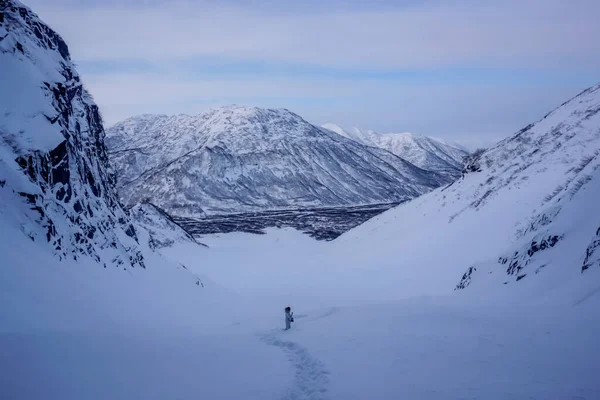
[106,109,452,215]
[322,124,469,175]
[184,105,302,125]
[322,123,347,137]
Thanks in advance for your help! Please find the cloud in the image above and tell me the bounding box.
[82,70,586,145]
[29,0,600,69]
[23,0,600,145]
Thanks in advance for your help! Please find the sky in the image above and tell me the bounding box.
[26,0,600,149]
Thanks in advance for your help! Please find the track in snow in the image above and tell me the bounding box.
[261,332,330,400]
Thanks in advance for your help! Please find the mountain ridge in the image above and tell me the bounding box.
[321,123,469,179]
[106,106,453,216]
[334,80,600,293]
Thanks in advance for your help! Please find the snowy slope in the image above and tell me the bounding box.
[322,123,469,179]
[130,202,204,249]
[0,0,145,267]
[334,82,600,295]
[106,107,450,216]
[161,226,600,400]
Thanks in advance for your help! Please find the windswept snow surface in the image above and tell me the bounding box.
[3,222,600,399]
[0,207,291,400]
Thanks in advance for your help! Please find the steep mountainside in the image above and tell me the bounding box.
[131,202,203,249]
[106,107,450,216]
[322,123,469,179]
[0,0,145,267]
[333,82,600,295]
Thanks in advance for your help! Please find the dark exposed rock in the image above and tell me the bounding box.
[0,0,144,268]
[455,266,477,290]
[458,233,563,289]
[461,148,486,175]
[500,234,562,277]
[582,226,600,272]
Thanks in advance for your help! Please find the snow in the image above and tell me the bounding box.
[1,0,146,268]
[2,333,290,400]
[3,218,600,399]
[106,107,449,215]
[0,229,289,400]
[0,55,64,153]
[0,7,70,155]
[2,1,600,399]
[2,187,600,400]
[290,293,600,400]
[321,122,469,177]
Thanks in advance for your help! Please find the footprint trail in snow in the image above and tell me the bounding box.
[261,332,330,400]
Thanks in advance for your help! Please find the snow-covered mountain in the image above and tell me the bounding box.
[322,123,469,179]
[0,0,146,267]
[2,2,599,398]
[106,107,450,216]
[334,82,600,294]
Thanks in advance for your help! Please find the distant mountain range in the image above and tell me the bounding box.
[322,123,469,180]
[106,107,459,216]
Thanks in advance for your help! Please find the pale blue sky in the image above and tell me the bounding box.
[27,0,600,148]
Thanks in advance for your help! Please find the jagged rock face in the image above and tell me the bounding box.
[106,107,449,216]
[0,1,144,267]
[322,123,469,179]
[461,148,485,175]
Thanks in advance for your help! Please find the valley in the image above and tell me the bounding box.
[1,1,600,400]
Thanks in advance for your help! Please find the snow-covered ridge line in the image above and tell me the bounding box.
[106,106,453,216]
[321,123,469,179]
[334,80,600,294]
[452,82,600,287]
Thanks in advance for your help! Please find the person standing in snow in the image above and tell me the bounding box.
[284,307,294,330]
